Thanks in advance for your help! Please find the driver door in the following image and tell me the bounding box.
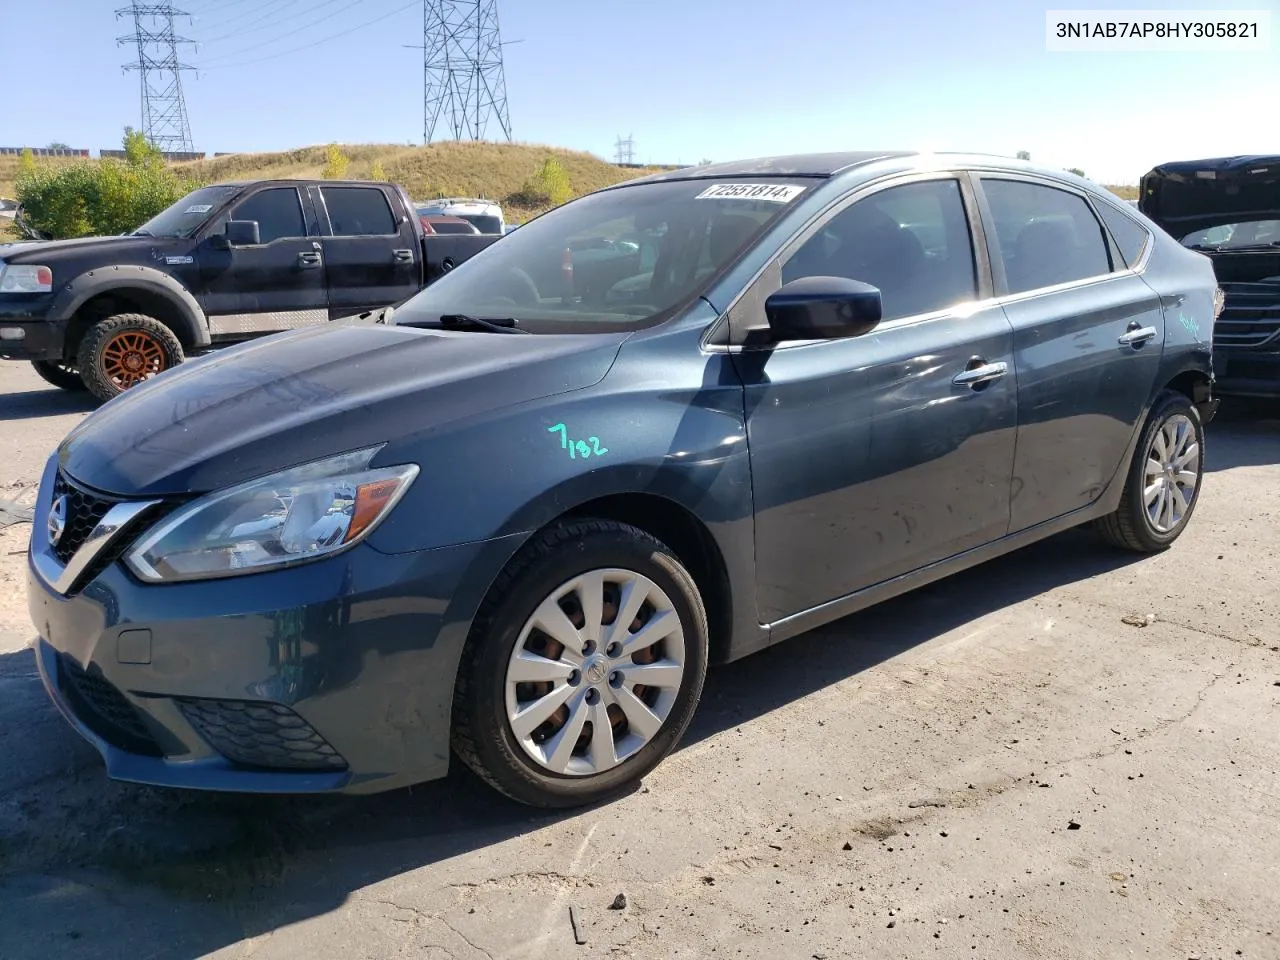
[729,173,1019,622]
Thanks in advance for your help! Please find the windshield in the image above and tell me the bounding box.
[395,177,812,333]
[1182,219,1280,249]
[457,213,503,235]
[132,185,241,238]
[426,219,478,235]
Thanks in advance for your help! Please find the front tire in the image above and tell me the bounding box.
[30,360,86,392]
[1095,389,1204,552]
[76,313,184,402]
[451,519,710,808]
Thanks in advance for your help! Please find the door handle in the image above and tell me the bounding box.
[392,248,413,262]
[298,251,321,267]
[1118,324,1157,347]
[953,360,1008,388]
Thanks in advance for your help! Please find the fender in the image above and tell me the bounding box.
[46,264,211,349]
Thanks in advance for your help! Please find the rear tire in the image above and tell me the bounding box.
[76,313,184,403]
[1095,389,1204,552]
[30,360,86,392]
[451,519,709,808]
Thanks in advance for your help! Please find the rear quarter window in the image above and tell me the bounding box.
[1094,201,1151,268]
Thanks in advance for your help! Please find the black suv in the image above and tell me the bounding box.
[0,178,497,400]
[1140,155,1280,397]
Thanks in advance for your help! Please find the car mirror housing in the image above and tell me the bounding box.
[224,219,261,246]
[764,276,883,341]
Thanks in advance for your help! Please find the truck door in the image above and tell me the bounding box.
[198,184,330,337]
[311,184,421,320]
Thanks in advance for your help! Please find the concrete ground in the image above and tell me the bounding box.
[0,359,1276,960]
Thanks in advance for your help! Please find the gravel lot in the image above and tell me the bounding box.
[0,359,1277,960]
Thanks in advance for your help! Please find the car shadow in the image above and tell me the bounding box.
[0,383,98,421]
[0,525,1147,960]
[1205,399,1280,471]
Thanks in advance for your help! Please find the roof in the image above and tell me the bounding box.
[1143,155,1280,181]
[611,151,918,187]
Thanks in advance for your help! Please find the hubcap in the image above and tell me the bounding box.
[504,568,686,777]
[1144,413,1199,534]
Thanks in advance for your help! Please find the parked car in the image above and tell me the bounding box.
[0,179,502,400]
[29,150,1220,809]
[0,197,17,220]
[414,196,505,235]
[1139,155,1280,397]
[417,213,481,236]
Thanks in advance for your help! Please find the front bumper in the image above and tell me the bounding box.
[1212,350,1280,398]
[0,295,65,361]
[27,462,521,795]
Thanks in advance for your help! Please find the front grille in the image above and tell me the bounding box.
[51,471,114,564]
[1214,282,1280,349]
[176,698,348,772]
[57,654,162,756]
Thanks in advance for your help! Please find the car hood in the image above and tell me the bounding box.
[1139,155,1280,238]
[57,322,626,497]
[0,234,181,263]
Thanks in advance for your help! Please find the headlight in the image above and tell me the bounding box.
[124,446,419,583]
[0,264,53,293]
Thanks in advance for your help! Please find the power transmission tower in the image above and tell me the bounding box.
[421,0,512,143]
[116,3,195,153]
[614,134,636,165]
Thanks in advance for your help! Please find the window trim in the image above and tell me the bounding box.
[314,184,401,238]
[710,170,993,351]
[971,173,1148,303]
[225,185,311,246]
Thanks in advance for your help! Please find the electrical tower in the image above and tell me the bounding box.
[614,134,636,165]
[116,3,195,153]
[422,0,512,143]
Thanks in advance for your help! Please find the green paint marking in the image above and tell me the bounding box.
[548,422,608,461]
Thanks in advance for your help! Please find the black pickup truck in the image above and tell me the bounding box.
[0,178,500,400]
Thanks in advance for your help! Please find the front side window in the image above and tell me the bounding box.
[395,178,812,333]
[781,178,977,322]
[981,179,1113,294]
[230,188,306,244]
[322,187,397,236]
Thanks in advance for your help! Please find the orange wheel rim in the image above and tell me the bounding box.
[102,331,167,388]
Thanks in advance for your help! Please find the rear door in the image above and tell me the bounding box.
[312,184,421,320]
[972,173,1165,531]
[730,173,1018,622]
[197,184,329,337]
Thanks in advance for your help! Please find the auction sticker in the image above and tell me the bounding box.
[695,183,805,203]
[183,204,213,214]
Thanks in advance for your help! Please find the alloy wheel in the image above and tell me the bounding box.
[1143,412,1200,534]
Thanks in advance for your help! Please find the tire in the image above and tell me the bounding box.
[75,313,184,403]
[30,360,86,392]
[451,519,710,808]
[1095,389,1205,552]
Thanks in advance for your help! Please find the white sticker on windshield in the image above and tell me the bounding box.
[183,204,213,214]
[695,183,805,203]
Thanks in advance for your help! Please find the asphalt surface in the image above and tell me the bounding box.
[0,359,1277,960]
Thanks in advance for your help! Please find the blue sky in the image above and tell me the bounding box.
[4,0,1277,184]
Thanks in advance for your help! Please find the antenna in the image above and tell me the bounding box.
[116,3,196,153]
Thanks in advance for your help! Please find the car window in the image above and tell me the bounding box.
[458,214,502,234]
[981,179,1113,294]
[230,187,306,244]
[1094,201,1151,267]
[322,187,397,236]
[426,219,476,235]
[781,178,977,322]
[1181,219,1280,249]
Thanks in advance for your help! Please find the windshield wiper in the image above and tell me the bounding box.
[435,313,530,334]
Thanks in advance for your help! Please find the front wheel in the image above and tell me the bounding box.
[30,360,87,392]
[451,520,709,808]
[1095,389,1205,552]
[76,313,184,402]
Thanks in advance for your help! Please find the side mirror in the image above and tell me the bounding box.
[764,276,882,341]
[224,219,261,246]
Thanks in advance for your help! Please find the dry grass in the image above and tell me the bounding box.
[0,219,19,243]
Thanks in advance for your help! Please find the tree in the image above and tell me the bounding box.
[17,147,36,178]
[47,141,71,151]
[369,159,388,181]
[1066,167,1086,178]
[529,157,572,206]
[322,143,350,179]
[1016,150,1031,161]
[122,126,164,169]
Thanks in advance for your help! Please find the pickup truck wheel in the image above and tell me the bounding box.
[29,360,87,392]
[451,520,709,808]
[1095,389,1205,552]
[76,313,184,402]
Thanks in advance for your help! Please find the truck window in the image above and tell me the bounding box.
[231,188,306,244]
[322,187,397,236]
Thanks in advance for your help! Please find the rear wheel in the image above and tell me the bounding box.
[451,520,709,808]
[1095,389,1204,552]
[29,360,86,392]
[76,313,184,402]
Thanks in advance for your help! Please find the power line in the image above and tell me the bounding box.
[199,0,419,71]
[116,2,196,153]
[192,0,312,44]
[198,0,369,64]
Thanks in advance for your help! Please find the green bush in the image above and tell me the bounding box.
[15,129,199,239]
[511,157,574,207]
[322,143,350,179]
